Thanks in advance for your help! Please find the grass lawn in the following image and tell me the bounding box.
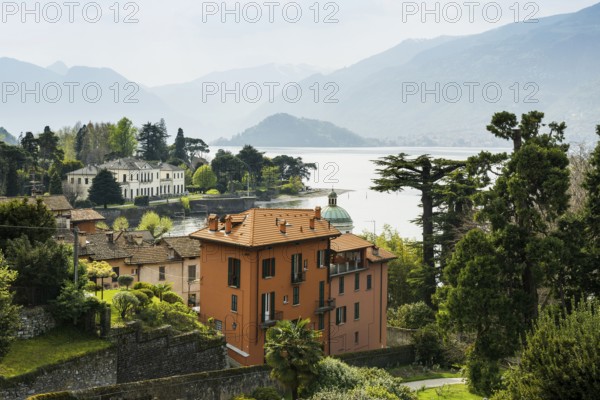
[0,326,112,379]
[388,365,462,382]
[416,384,482,400]
[94,288,158,327]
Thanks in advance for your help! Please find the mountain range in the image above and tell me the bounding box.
[1,2,600,146]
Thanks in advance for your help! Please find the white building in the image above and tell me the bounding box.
[67,158,186,201]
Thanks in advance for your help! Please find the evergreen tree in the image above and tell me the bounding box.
[37,126,63,167]
[49,171,63,195]
[88,169,124,209]
[372,154,465,305]
[173,128,187,162]
[0,198,56,248]
[184,137,210,165]
[138,121,169,161]
[108,117,138,158]
[20,131,38,163]
[75,124,88,162]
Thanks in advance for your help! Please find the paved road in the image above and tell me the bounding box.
[403,378,465,390]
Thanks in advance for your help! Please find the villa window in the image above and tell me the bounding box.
[188,265,197,281]
[367,275,372,290]
[159,266,166,281]
[339,276,345,295]
[231,295,238,312]
[293,286,300,306]
[228,258,241,288]
[336,306,347,325]
[355,273,360,291]
[262,258,276,278]
[354,302,360,320]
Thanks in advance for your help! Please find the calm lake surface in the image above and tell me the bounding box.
[169,146,509,239]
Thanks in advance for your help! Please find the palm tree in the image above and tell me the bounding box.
[154,282,173,302]
[264,318,323,400]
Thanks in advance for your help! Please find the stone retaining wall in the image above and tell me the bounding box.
[17,307,56,340]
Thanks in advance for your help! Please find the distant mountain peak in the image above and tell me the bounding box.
[213,113,374,148]
[47,61,69,75]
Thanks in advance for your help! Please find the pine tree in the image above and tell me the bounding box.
[138,122,169,161]
[88,169,124,209]
[372,154,465,305]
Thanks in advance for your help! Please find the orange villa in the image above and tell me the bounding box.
[190,207,340,366]
[190,204,394,366]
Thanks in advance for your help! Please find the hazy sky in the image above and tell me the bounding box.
[0,0,598,86]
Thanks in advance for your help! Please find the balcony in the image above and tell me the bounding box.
[260,311,283,329]
[291,271,306,284]
[329,260,366,276]
[315,298,336,314]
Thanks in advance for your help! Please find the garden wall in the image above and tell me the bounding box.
[387,327,416,347]
[2,325,228,400]
[16,307,56,340]
[335,346,415,368]
[0,348,116,400]
[108,323,228,383]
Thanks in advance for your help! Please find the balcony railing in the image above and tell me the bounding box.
[291,271,306,284]
[260,310,283,329]
[329,260,366,276]
[315,298,336,314]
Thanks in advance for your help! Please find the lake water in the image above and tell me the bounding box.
[169,146,509,239]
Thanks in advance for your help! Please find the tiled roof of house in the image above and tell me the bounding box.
[68,165,100,176]
[71,208,105,223]
[79,230,155,261]
[0,195,73,212]
[190,208,341,248]
[157,163,184,171]
[366,247,397,263]
[126,244,171,265]
[100,158,155,171]
[163,237,200,258]
[331,234,372,252]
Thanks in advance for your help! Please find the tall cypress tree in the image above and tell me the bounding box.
[174,128,187,162]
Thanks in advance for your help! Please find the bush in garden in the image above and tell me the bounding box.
[117,274,134,289]
[131,290,150,309]
[387,301,435,329]
[162,291,184,304]
[112,291,139,319]
[133,281,155,291]
[251,387,281,400]
[138,288,154,300]
[412,324,445,366]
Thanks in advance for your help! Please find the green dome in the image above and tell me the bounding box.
[322,205,353,224]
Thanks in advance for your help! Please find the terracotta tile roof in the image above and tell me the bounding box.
[331,234,373,253]
[0,195,73,212]
[78,230,156,261]
[163,237,200,258]
[71,209,105,223]
[367,247,397,263]
[126,244,171,265]
[190,208,341,248]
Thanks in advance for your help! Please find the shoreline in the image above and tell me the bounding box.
[255,188,352,205]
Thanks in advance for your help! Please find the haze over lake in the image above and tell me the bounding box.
[170,146,509,239]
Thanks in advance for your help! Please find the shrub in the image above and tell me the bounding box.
[133,281,154,291]
[387,301,435,329]
[302,357,362,397]
[134,195,149,206]
[139,288,154,300]
[279,183,298,195]
[466,352,502,396]
[117,274,134,289]
[412,324,445,366]
[74,199,93,208]
[251,387,281,400]
[492,299,600,400]
[206,189,220,195]
[131,290,150,308]
[50,281,89,325]
[113,291,139,319]
[162,291,184,304]
[180,196,190,212]
[84,281,102,293]
[139,302,203,332]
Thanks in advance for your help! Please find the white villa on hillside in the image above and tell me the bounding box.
[66,158,186,201]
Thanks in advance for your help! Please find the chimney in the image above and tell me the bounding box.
[373,246,380,256]
[279,219,287,234]
[208,214,218,232]
[134,235,143,246]
[78,232,87,248]
[315,207,322,220]
[106,231,114,243]
[309,217,316,230]
[225,215,233,234]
